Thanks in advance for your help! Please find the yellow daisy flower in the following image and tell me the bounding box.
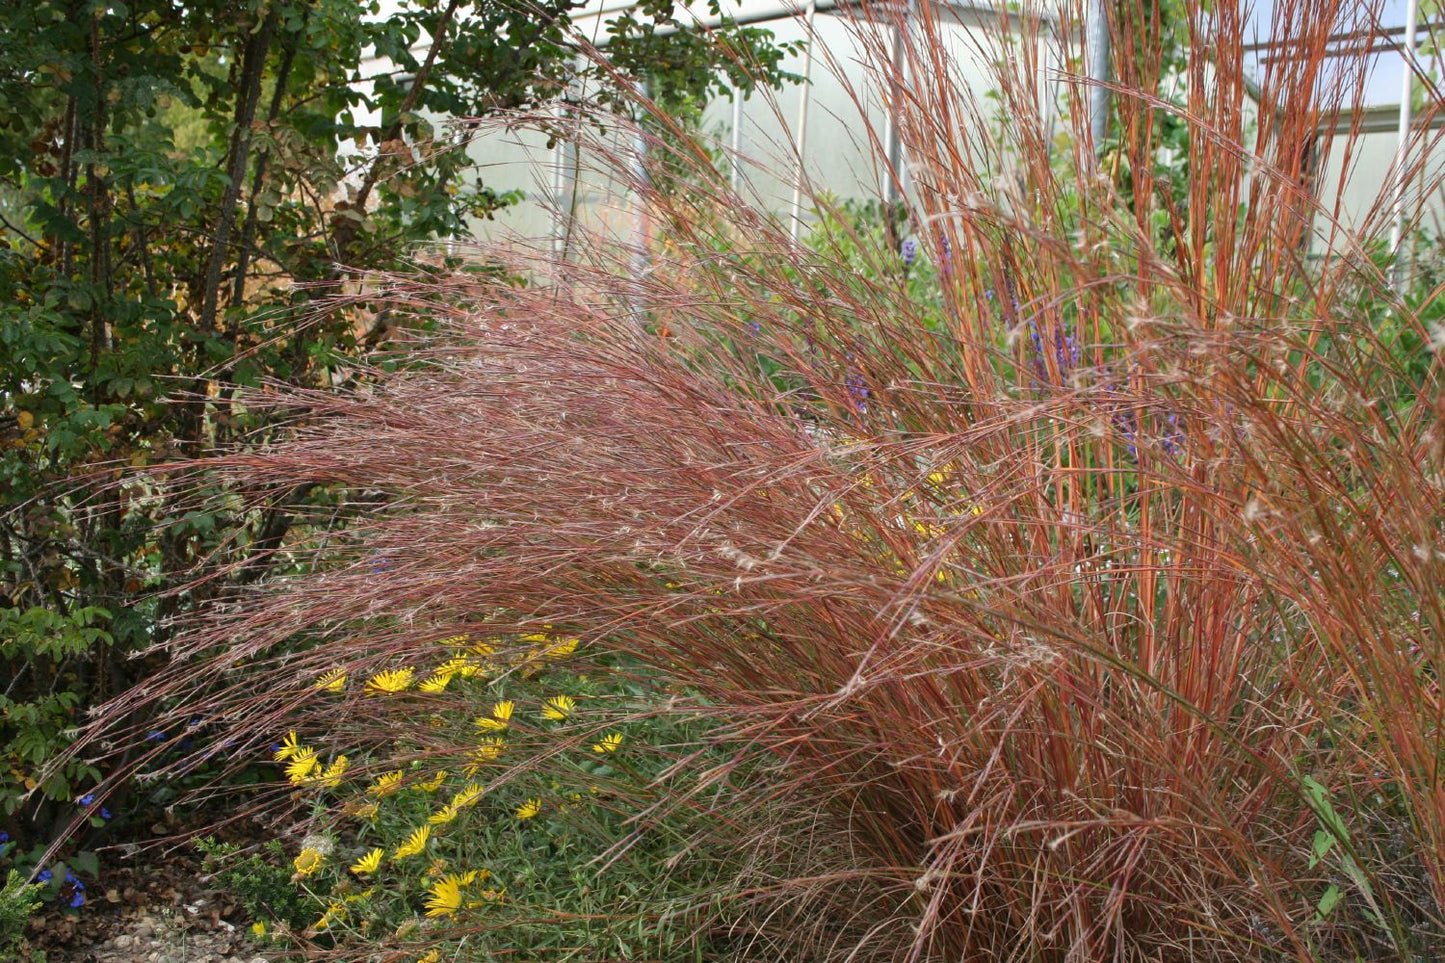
[452,781,486,808]
[475,700,513,732]
[293,847,324,877]
[418,770,448,792]
[364,667,415,695]
[539,695,575,721]
[314,755,349,788]
[474,737,506,762]
[314,668,347,692]
[392,825,431,860]
[424,876,464,917]
[418,951,440,963]
[544,637,579,660]
[428,804,460,826]
[273,731,302,762]
[417,672,452,693]
[470,638,497,657]
[591,732,624,753]
[515,797,542,820]
[350,847,383,875]
[312,900,345,931]
[367,770,404,796]
[285,748,319,785]
[250,920,266,937]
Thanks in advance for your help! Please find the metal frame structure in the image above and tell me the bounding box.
[555,0,1056,254]
[553,0,1434,284]
[1238,5,1433,287]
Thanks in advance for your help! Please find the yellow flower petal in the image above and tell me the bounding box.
[473,738,506,762]
[367,770,404,796]
[424,877,463,917]
[392,824,431,860]
[452,781,486,808]
[312,755,348,789]
[364,667,415,695]
[285,748,319,785]
[475,699,513,732]
[273,731,302,762]
[350,847,383,875]
[417,672,452,693]
[544,637,579,660]
[539,695,575,721]
[314,669,347,692]
[591,732,623,753]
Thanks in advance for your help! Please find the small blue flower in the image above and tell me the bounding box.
[69,890,86,908]
[146,730,168,741]
[100,808,112,820]
[0,832,8,843]
[900,236,919,266]
[36,869,53,884]
[78,793,95,807]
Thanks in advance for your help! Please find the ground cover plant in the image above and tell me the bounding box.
[70,0,1445,959]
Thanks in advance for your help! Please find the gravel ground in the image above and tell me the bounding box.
[22,844,286,963]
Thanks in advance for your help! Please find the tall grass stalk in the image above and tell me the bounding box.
[78,0,1445,959]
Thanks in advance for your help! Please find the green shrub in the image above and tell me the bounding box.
[0,869,41,956]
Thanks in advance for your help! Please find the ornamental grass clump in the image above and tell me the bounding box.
[81,0,1445,959]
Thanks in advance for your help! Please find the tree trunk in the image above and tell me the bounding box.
[198,9,278,337]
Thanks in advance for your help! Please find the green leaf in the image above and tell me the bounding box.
[1309,828,1335,869]
[1315,884,1342,921]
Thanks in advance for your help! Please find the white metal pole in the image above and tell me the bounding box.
[730,80,745,192]
[552,108,567,260]
[631,81,651,317]
[789,0,817,243]
[883,13,906,208]
[1085,0,1110,158]
[1389,0,1420,290]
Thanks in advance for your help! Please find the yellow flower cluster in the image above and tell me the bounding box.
[271,622,642,951]
[274,732,348,788]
